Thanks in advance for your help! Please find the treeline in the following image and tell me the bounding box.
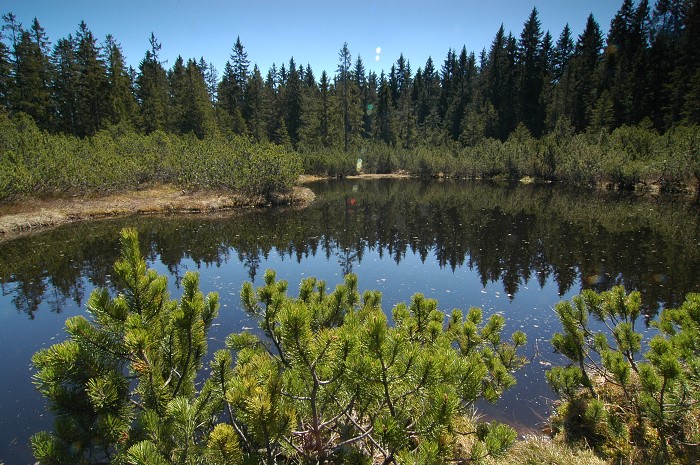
[0,1,699,188]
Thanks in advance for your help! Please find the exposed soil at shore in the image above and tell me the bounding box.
[0,184,315,242]
[0,174,418,242]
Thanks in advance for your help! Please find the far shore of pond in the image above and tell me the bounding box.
[2,171,696,242]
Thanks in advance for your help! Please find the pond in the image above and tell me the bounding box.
[2,178,699,463]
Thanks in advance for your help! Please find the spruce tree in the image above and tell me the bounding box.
[167,55,188,133]
[217,61,246,135]
[439,48,456,123]
[337,42,352,151]
[374,71,396,146]
[74,21,107,136]
[0,29,11,110]
[648,0,687,128]
[103,34,137,128]
[318,70,338,147]
[243,65,270,142]
[445,47,473,141]
[283,57,303,146]
[569,14,603,131]
[203,59,218,105]
[552,24,574,82]
[51,36,78,133]
[11,21,53,129]
[674,0,700,124]
[298,64,322,149]
[170,58,216,138]
[394,54,416,148]
[517,7,545,136]
[136,33,168,133]
[231,36,248,100]
[538,31,557,131]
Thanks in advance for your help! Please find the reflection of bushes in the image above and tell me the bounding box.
[0,113,301,202]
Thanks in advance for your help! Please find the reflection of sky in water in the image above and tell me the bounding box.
[1,179,699,461]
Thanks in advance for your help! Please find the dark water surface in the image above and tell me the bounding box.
[2,179,699,463]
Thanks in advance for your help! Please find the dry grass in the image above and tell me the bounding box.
[0,184,315,241]
[491,435,608,465]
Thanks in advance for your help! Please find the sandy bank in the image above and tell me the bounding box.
[0,184,315,241]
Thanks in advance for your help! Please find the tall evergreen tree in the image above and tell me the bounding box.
[298,64,322,149]
[0,28,13,110]
[136,33,168,133]
[167,55,187,133]
[672,0,700,123]
[183,58,216,138]
[445,47,474,141]
[283,57,303,146]
[231,36,249,98]
[1,12,20,50]
[337,42,352,151]
[517,7,545,136]
[394,54,416,148]
[217,61,246,134]
[416,57,444,144]
[539,31,555,132]
[103,34,137,127]
[568,14,604,131]
[318,70,339,147]
[243,65,270,142]
[439,48,457,122]
[195,58,217,105]
[353,55,374,139]
[648,0,688,128]
[51,36,77,133]
[11,20,53,128]
[552,24,574,82]
[601,0,652,127]
[168,56,216,138]
[374,71,396,146]
[73,21,107,136]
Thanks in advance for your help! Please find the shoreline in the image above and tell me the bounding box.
[0,184,315,242]
[2,172,696,242]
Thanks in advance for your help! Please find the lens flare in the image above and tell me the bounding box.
[376,46,381,54]
[375,55,380,61]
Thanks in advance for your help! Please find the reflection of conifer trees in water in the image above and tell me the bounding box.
[239,250,261,282]
[1,180,699,318]
[337,193,360,275]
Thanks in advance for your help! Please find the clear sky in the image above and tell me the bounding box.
[6,0,622,78]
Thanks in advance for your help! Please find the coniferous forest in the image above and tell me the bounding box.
[1,0,700,202]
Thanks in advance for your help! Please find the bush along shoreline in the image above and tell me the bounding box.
[300,122,700,195]
[0,113,302,203]
[2,112,698,206]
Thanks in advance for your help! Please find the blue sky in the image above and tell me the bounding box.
[6,0,621,78]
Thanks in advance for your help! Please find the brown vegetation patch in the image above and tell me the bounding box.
[0,184,315,241]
